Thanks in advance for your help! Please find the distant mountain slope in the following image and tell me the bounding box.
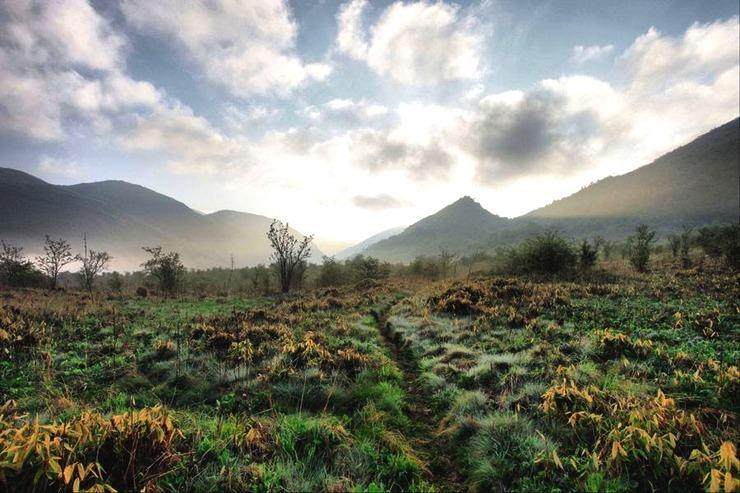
[334,226,406,260]
[350,118,739,262]
[363,197,511,262]
[0,168,321,271]
[528,118,739,222]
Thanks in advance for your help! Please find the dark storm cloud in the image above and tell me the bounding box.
[467,86,607,184]
[470,90,564,182]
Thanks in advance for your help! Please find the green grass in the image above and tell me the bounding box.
[1,267,738,492]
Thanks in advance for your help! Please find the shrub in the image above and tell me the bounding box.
[346,255,389,282]
[107,272,124,292]
[626,224,656,272]
[0,241,44,288]
[678,226,693,268]
[505,232,577,275]
[668,234,682,258]
[318,256,345,287]
[579,239,598,270]
[0,404,182,492]
[696,224,739,269]
[141,246,185,295]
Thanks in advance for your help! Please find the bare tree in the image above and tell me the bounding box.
[266,220,313,293]
[36,236,75,289]
[77,234,112,293]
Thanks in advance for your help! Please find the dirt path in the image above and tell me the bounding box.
[371,302,466,492]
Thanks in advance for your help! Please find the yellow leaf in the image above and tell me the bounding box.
[63,464,74,484]
[552,450,563,470]
[723,471,734,493]
[73,477,81,493]
[710,469,722,493]
[611,441,626,460]
[718,442,738,471]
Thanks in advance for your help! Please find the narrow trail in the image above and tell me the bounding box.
[371,302,466,492]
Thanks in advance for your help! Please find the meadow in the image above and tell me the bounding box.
[0,261,738,492]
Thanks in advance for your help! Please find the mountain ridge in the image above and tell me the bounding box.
[0,167,322,271]
[362,195,511,262]
[360,118,739,261]
[2,118,738,267]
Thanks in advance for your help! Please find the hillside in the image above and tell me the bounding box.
[363,196,512,262]
[334,226,406,260]
[354,118,739,261]
[526,118,739,231]
[0,168,321,271]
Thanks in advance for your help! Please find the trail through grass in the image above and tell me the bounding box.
[372,300,466,492]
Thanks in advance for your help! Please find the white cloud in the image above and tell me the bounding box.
[119,104,253,176]
[570,44,614,64]
[223,105,281,132]
[36,156,84,178]
[0,0,245,179]
[336,0,484,84]
[465,17,739,186]
[303,98,389,124]
[0,0,162,141]
[468,76,625,183]
[336,0,369,59]
[2,0,125,71]
[619,17,739,93]
[121,0,332,97]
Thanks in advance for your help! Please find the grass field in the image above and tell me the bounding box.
[1,265,738,492]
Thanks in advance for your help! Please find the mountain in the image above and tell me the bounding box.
[3,119,737,268]
[362,196,512,262]
[349,118,739,262]
[334,226,406,260]
[0,168,322,271]
[526,118,739,237]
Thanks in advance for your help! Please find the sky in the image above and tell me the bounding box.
[1,0,738,250]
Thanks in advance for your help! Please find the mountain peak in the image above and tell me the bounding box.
[449,195,477,207]
[441,195,501,219]
[362,195,510,261]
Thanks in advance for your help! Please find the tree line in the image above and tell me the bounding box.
[1,221,737,294]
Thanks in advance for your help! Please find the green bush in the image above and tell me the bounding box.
[626,224,656,272]
[579,239,598,270]
[505,232,577,275]
[696,224,739,269]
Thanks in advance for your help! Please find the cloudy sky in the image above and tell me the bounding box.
[1,0,738,249]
